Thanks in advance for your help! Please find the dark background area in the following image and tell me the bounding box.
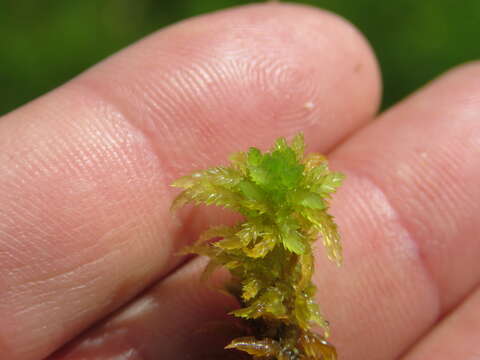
[1,0,480,115]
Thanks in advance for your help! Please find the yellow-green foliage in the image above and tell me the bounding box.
[172,134,344,360]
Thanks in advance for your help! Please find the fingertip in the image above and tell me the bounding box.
[79,2,381,165]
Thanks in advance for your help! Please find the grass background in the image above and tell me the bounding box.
[1,0,479,115]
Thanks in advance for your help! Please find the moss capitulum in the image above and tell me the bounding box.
[172,133,344,359]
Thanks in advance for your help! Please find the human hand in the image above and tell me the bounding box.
[1,4,479,360]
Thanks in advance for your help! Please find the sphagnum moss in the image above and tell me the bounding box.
[171,133,344,360]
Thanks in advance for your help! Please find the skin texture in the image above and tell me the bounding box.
[0,3,478,360]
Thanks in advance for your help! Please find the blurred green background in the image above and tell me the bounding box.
[1,0,479,115]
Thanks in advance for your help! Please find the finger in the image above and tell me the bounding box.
[321,62,480,359]
[401,287,480,360]
[53,62,480,360]
[0,3,380,360]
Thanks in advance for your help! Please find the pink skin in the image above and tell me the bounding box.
[0,3,478,360]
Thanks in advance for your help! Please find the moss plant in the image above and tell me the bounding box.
[172,134,344,360]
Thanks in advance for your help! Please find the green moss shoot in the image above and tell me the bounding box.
[172,133,344,360]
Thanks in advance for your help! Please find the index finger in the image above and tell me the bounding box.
[0,4,380,360]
